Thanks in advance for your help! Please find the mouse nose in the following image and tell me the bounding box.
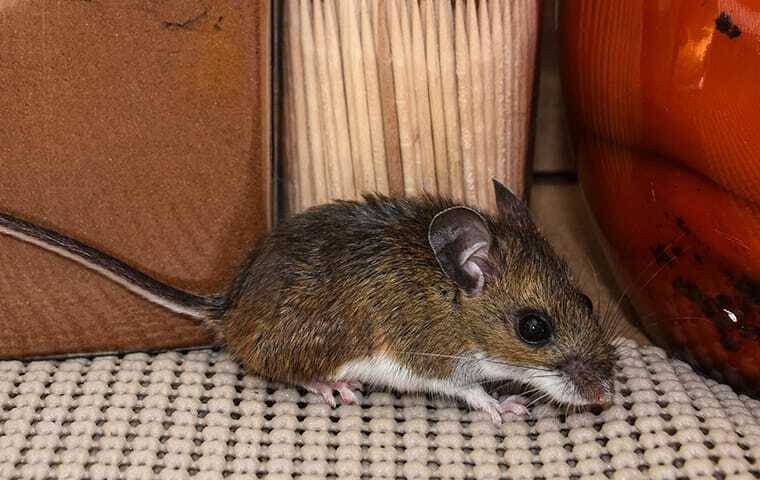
[559,356,614,405]
[594,389,611,405]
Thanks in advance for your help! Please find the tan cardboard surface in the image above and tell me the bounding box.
[0,0,271,358]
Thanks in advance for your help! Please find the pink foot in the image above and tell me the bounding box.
[500,395,530,418]
[304,381,362,408]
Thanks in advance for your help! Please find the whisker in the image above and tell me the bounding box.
[580,250,606,322]
[461,378,499,389]
[393,350,555,372]
[523,373,563,379]
[553,341,572,365]
[526,392,550,408]
[393,351,476,361]
[520,385,546,395]
[639,312,715,323]
[492,368,565,401]
[599,291,634,341]
[598,232,688,342]
[496,384,544,398]
[462,371,562,391]
[640,248,687,292]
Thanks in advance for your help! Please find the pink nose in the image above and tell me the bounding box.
[594,390,611,405]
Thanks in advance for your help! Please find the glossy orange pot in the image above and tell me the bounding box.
[560,1,760,394]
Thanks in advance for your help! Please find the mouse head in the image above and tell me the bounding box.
[428,179,617,407]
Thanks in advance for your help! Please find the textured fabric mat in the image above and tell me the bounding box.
[1,340,759,480]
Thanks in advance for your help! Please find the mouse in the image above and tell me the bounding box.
[0,179,616,423]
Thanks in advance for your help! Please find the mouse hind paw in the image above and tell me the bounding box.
[303,381,362,408]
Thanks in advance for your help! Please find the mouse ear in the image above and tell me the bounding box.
[428,207,493,296]
[492,178,535,229]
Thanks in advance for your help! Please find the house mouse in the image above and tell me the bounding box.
[0,179,616,423]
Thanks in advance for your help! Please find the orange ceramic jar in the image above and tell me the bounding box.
[560,1,760,395]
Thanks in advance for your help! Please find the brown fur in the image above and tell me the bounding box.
[220,190,616,401]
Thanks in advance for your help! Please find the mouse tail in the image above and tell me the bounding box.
[0,212,226,320]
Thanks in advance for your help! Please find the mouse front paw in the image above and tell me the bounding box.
[303,381,362,408]
[460,387,504,424]
[499,395,531,418]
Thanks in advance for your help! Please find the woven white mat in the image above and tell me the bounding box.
[1,339,759,480]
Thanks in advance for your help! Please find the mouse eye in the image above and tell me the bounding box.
[579,293,594,314]
[516,312,553,346]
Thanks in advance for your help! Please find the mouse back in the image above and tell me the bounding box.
[219,191,474,384]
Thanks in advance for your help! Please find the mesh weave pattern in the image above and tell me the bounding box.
[1,340,759,479]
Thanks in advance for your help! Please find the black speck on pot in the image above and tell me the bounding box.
[716,294,732,308]
[673,277,703,302]
[733,276,760,306]
[715,11,742,39]
[675,216,692,235]
[671,275,758,351]
[652,244,674,266]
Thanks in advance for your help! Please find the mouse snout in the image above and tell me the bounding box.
[559,355,615,406]
[592,388,613,406]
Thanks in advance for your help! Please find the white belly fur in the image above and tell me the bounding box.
[331,351,578,406]
[332,354,462,397]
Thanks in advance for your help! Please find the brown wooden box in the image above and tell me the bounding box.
[0,1,272,358]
